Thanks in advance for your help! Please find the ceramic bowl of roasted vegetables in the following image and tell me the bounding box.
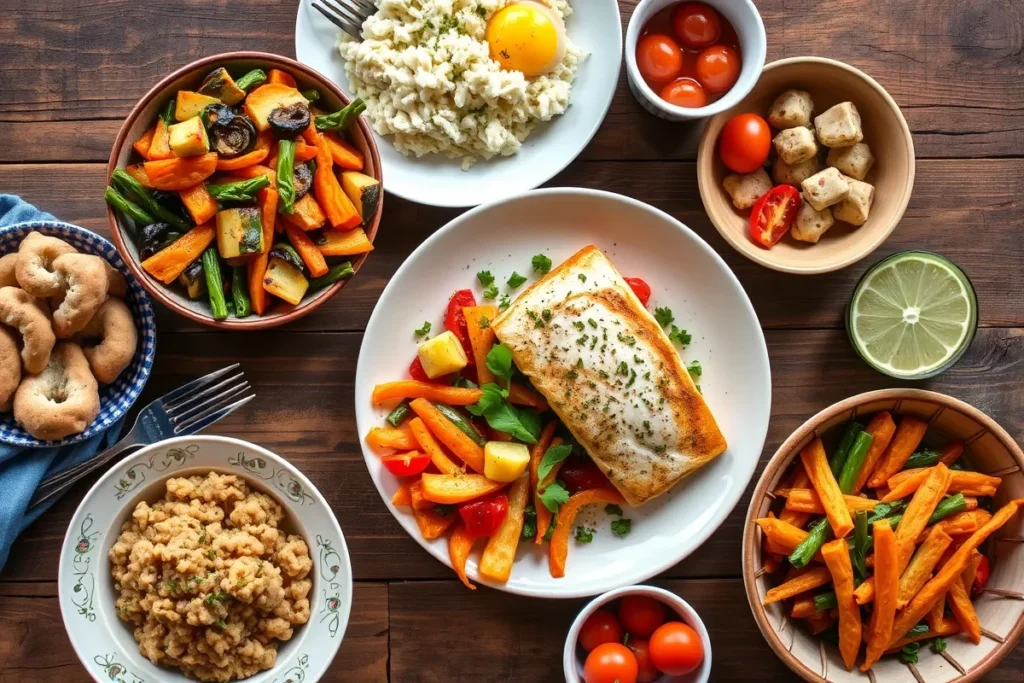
[743,388,1024,683]
[105,52,382,329]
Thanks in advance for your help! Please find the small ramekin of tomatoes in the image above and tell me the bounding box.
[564,585,711,683]
[625,0,766,121]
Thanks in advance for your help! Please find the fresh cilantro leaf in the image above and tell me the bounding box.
[610,518,632,537]
[538,443,573,482]
[477,270,495,287]
[482,401,538,443]
[932,637,947,653]
[538,482,569,513]
[687,360,702,378]
[668,325,692,346]
[434,504,454,517]
[654,306,674,327]
[605,504,623,517]
[901,642,920,664]
[521,505,537,539]
[414,321,431,337]
[507,271,527,288]
[466,383,507,416]
[575,526,594,543]
[517,407,543,442]
[499,293,511,311]
[532,254,552,274]
[485,343,514,386]
[483,283,499,300]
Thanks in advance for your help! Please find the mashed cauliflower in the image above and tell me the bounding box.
[109,473,313,682]
[338,0,583,169]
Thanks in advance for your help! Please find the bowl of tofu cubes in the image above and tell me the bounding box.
[696,56,915,275]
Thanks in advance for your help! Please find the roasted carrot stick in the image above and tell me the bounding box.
[463,305,499,385]
[449,522,480,590]
[409,399,485,472]
[408,417,461,475]
[778,463,812,529]
[884,468,1001,500]
[822,538,861,671]
[549,488,626,578]
[409,481,457,539]
[133,124,157,159]
[896,526,953,609]
[755,517,811,557]
[867,415,928,488]
[763,566,832,604]
[781,488,880,514]
[284,223,329,277]
[947,551,983,643]
[938,441,965,467]
[365,426,417,451]
[141,221,215,283]
[420,473,506,505]
[861,521,898,670]
[479,474,530,582]
[851,412,896,494]
[800,437,854,538]
[372,381,482,406]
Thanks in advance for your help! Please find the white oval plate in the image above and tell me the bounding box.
[355,189,771,598]
[58,436,352,683]
[294,0,622,207]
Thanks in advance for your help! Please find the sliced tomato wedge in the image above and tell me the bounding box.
[749,184,800,248]
[381,452,431,477]
[444,289,477,365]
[458,493,509,537]
[623,277,652,306]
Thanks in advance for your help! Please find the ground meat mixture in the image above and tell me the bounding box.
[109,472,313,682]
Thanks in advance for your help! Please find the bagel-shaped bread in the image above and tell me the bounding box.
[0,253,19,288]
[0,286,55,373]
[76,298,137,384]
[14,342,99,440]
[0,327,21,411]
[104,262,129,299]
[52,253,109,338]
[16,232,77,298]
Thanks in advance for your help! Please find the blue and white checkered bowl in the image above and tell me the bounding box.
[0,221,156,447]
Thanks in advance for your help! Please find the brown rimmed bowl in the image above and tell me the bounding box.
[742,389,1024,682]
[106,51,382,330]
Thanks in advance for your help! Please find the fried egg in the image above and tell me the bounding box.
[486,1,567,78]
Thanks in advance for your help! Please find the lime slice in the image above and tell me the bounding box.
[848,252,977,379]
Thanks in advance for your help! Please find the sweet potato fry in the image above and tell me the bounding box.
[851,411,897,494]
[372,382,482,406]
[133,124,157,159]
[408,417,461,475]
[800,438,853,538]
[886,618,962,652]
[926,591,947,632]
[821,539,861,671]
[917,508,989,543]
[778,463,812,529]
[409,399,486,473]
[391,482,413,506]
[781,488,880,514]
[861,521,898,671]
[549,488,626,578]
[896,526,953,609]
[409,481,457,539]
[763,566,832,604]
[867,415,928,488]
[809,613,835,634]
[755,517,811,557]
[888,499,1024,647]
[479,474,530,582]
[790,594,820,619]
[449,522,480,590]
[141,221,215,283]
[365,426,416,451]
[939,441,965,466]
[884,468,1001,501]
[947,552,983,643]
[420,473,506,505]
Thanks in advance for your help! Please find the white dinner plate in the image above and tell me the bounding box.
[294,0,622,207]
[355,189,772,598]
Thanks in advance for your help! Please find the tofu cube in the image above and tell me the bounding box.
[484,441,531,482]
[168,116,210,157]
[791,197,835,243]
[768,89,815,128]
[723,168,772,210]
[801,167,850,211]
[773,127,819,165]
[832,177,875,226]
[773,156,820,186]
[814,102,863,148]
[827,142,875,180]
[417,330,468,379]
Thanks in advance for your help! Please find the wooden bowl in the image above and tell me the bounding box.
[742,389,1024,682]
[697,57,915,274]
[106,52,382,330]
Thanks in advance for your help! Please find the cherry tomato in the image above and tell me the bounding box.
[380,451,431,477]
[695,44,740,94]
[749,184,800,248]
[671,2,722,49]
[559,458,611,494]
[649,621,704,675]
[583,642,638,683]
[972,555,991,596]
[617,596,666,637]
[718,113,771,173]
[627,638,660,683]
[636,34,683,84]
[660,78,707,108]
[409,357,432,382]
[623,277,652,306]
[579,611,624,652]
[444,289,478,365]
[458,493,508,537]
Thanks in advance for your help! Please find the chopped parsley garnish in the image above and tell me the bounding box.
[531,253,552,274]
[605,504,623,517]
[668,325,692,347]
[478,315,489,329]
[538,482,569,513]
[654,307,674,327]
[687,360,703,378]
[483,283,499,299]
[215,618,228,630]
[617,332,636,346]
[617,361,629,377]
[165,579,179,593]
[205,590,230,606]
[578,273,587,282]
[521,505,537,539]
[610,518,632,537]
[542,309,552,322]
[478,271,498,299]
[206,549,217,561]
[901,642,920,664]
[573,321,585,331]
[507,272,527,288]
[575,526,595,544]
[587,318,597,328]
[499,294,511,311]
[538,443,573,481]
[932,637,947,653]
[475,5,488,18]
[434,504,454,517]
[414,321,431,337]
[198,533,208,544]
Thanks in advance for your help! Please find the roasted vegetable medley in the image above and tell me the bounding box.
[105,65,379,319]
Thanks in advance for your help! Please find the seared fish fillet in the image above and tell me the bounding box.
[491,246,727,507]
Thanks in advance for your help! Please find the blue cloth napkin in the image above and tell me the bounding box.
[0,195,126,571]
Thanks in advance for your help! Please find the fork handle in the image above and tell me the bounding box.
[28,433,143,510]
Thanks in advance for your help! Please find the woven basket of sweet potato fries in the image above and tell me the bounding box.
[743,389,1024,683]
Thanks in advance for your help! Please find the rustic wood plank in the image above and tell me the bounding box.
[0,583,387,683]
[0,159,1021,331]
[4,326,1022,584]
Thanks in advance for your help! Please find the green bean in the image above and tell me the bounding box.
[434,403,486,446]
[276,139,297,214]
[813,591,837,612]
[789,518,833,569]
[903,449,942,469]
[931,494,968,524]
[314,97,366,132]
[829,422,863,478]
[111,169,189,229]
[308,262,354,292]
[206,176,270,203]
[386,402,411,427]
[850,510,870,580]
[202,248,228,320]
[104,187,154,226]
[235,69,267,93]
[301,88,321,103]
[230,265,251,317]
[838,431,875,493]
[160,98,176,125]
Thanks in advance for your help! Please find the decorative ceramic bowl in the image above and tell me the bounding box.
[743,389,1024,682]
[106,51,382,330]
[697,57,915,274]
[563,585,713,682]
[0,220,156,447]
[58,435,351,683]
[625,0,767,121]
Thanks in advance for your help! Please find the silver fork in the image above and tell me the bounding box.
[313,0,375,39]
[28,364,254,510]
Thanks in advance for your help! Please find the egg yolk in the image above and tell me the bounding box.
[486,1,566,78]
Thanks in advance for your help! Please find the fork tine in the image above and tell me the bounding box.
[164,372,246,415]
[159,364,240,406]
[175,394,255,435]
[313,1,362,36]
[171,381,251,425]
[321,0,367,28]
[349,0,376,13]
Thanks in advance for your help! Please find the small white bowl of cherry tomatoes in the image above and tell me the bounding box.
[626,0,766,120]
[564,585,711,683]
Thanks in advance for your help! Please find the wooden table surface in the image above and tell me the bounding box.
[2,0,1024,681]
